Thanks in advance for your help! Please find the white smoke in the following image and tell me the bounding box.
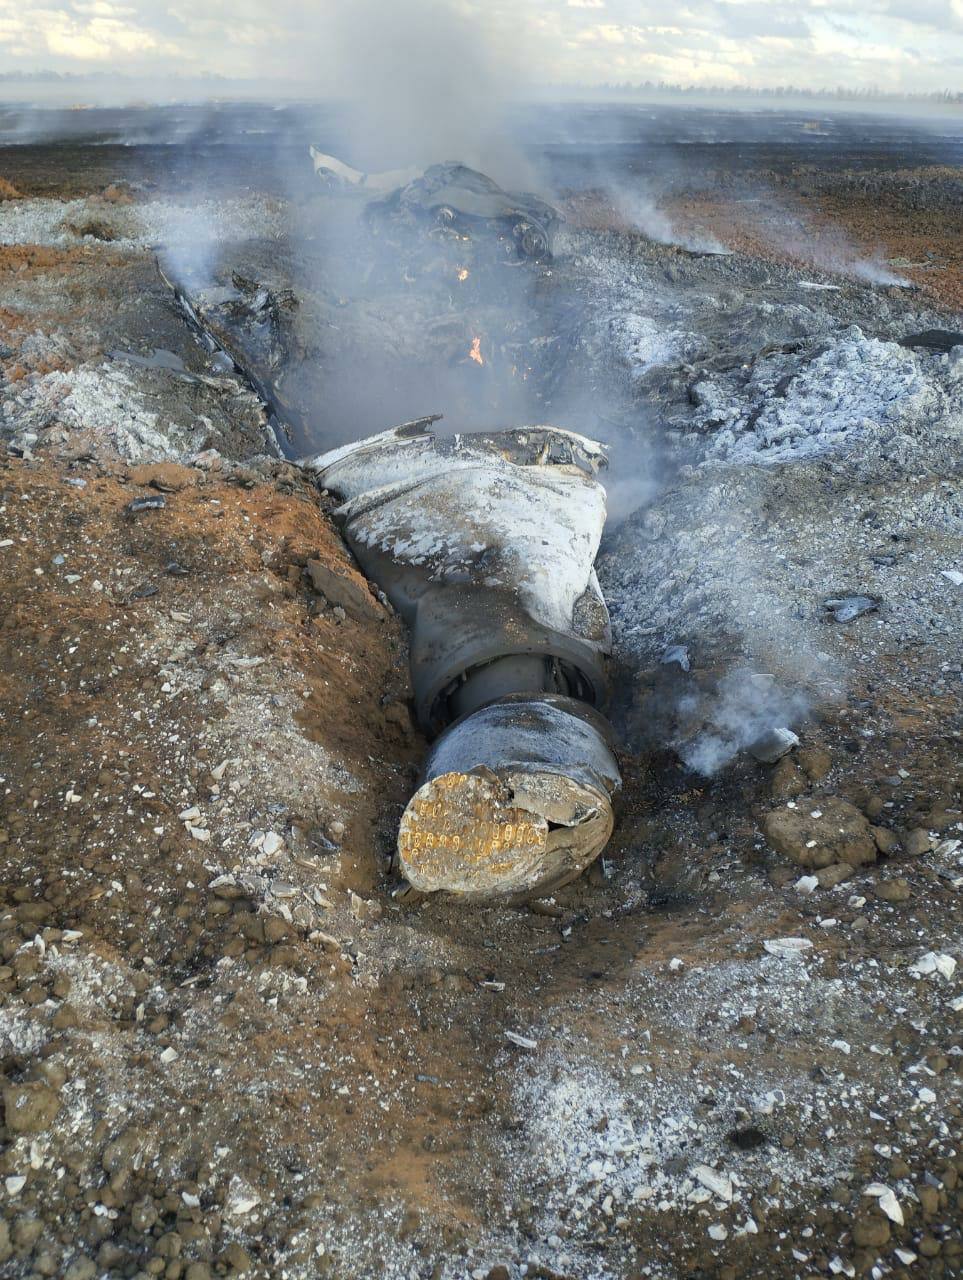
[310,0,534,189]
[612,183,728,255]
[678,669,810,776]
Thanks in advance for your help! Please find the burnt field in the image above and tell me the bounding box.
[0,102,961,1280]
[2,100,963,188]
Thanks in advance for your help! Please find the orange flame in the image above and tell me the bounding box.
[468,337,484,366]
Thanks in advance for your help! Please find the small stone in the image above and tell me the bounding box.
[824,594,879,623]
[763,937,813,958]
[263,917,289,944]
[3,1082,60,1133]
[871,826,899,855]
[708,1223,728,1241]
[691,1164,733,1202]
[762,796,877,869]
[52,1003,80,1029]
[816,862,854,889]
[770,756,806,799]
[12,1216,42,1249]
[184,1265,211,1280]
[916,1184,939,1216]
[131,1198,159,1233]
[128,463,196,493]
[64,1258,97,1280]
[155,1231,182,1258]
[909,951,956,980]
[903,828,933,857]
[876,878,911,903]
[851,1215,889,1248]
[261,831,284,857]
[306,559,385,623]
[220,1243,253,1273]
[863,1183,903,1225]
[797,746,832,782]
[504,1030,537,1051]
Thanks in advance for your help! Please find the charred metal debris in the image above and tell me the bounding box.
[305,421,622,903]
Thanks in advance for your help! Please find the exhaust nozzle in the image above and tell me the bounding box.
[305,420,621,901]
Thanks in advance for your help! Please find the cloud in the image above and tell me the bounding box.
[0,3,180,64]
[0,0,958,92]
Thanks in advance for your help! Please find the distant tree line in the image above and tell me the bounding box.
[557,81,962,105]
[0,69,960,106]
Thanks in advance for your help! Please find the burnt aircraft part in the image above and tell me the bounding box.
[402,696,620,902]
[308,146,420,193]
[363,162,562,261]
[305,422,622,901]
[155,258,291,455]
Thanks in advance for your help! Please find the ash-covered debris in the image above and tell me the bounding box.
[153,152,576,453]
[824,594,880,623]
[361,160,562,261]
[693,327,953,467]
[747,724,800,764]
[309,147,419,193]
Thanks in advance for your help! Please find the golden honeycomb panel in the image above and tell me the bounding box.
[398,771,549,890]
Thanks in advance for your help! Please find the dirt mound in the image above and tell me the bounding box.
[101,183,135,205]
[64,217,118,243]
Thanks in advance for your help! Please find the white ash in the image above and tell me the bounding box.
[0,359,246,461]
[0,195,287,252]
[612,312,700,375]
[503,930,961,1280]
[698,327,955,467]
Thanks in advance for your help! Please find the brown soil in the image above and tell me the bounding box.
[665,193,963,312]
[564,168,963,311]
[0,244,102,273]
[1,450,961,1280]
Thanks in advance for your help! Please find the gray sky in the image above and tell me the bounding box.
[0,0,961,93]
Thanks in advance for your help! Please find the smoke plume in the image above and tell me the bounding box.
[312,0,534,189]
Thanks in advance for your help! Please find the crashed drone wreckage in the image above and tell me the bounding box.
[304,420,622,902]
[311,150,562,261]
[154,155,615,901]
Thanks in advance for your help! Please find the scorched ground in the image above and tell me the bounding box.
[0,111,961,1280]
